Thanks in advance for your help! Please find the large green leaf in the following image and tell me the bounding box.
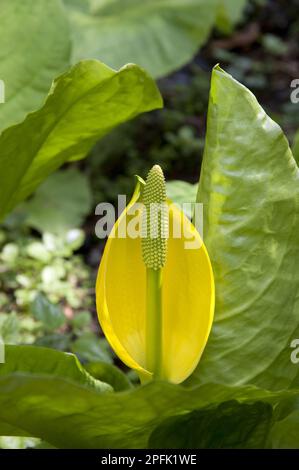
[269,410,299,448]
[0,345,112,440]
[0,345,298,448]
[0,345,111,392]
[149,401,273,448]
[0,59,162,220]
[64,0,249,79]
[293,131,299,164]
[63,0,218,78]
[0,0,70,132]
[191,66,299,391]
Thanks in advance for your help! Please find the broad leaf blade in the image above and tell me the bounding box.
[0,0,70,132]
[0,60,162,219]
[0,346,298,448]
[293,130,299,164]
[0,421,30,439]
[0,345,111,393]
[269,410,299,448]
[149,401,273,449]
[64,0,218,78]
[192,66,299,390]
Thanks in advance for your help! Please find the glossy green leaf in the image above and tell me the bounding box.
[149,401,273,449]
[293,131,299,164]
[63,0,218,78]
[269,410,299,448]
[23,169,92,234]
[0,346,299,448]
[0,59,162,220]
[0,345,111,392]
[0,0,70,132]
[191,66,299,391]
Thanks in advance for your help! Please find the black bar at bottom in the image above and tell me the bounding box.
[0,449,298,466]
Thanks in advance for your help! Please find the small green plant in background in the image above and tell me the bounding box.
[0,229,88,309]
[0,224,114,364]
[0,228,87,338]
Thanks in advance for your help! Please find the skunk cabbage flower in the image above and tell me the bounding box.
[96,165,214,384]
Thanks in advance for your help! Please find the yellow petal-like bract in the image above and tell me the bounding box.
[96,180,215,384]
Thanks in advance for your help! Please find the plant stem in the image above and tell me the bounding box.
[146,267,163,379]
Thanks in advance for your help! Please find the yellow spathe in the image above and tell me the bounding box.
[96,180,215,384]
